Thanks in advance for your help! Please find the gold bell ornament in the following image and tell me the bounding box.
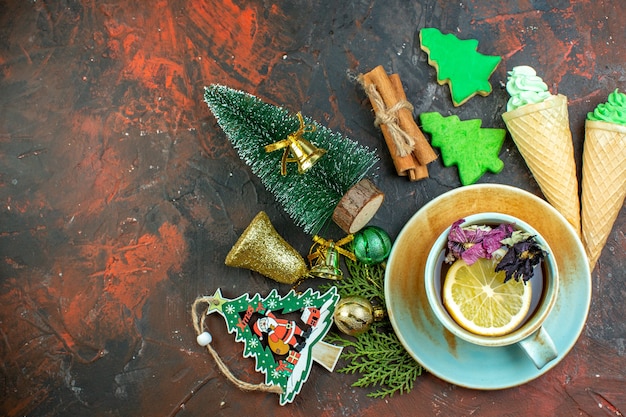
[307,235,356,281]
[225,211,309,285]
[264,112,327,175]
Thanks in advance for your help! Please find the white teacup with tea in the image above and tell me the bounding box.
[424,212,559,369]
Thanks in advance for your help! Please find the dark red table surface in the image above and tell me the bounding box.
[1,1,624,416]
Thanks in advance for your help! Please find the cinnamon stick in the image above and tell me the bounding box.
[387,73,437,166]
[362,72,419,179]
[388,74,429,181]
[360,65,437,181]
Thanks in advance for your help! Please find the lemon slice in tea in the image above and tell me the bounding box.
[443,257,532,337]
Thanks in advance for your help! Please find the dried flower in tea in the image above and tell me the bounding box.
[446,219,514,265]
[445,218,546,283]
[495,237,547,283]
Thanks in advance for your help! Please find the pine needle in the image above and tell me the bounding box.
[321,256,423,398]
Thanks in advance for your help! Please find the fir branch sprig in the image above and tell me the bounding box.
[325,324,422,398]
[321,256,423,398]
[341,256,386,302]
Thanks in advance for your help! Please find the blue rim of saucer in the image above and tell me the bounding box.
[384,184,591,389]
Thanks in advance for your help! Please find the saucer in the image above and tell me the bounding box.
[384,184,591,389]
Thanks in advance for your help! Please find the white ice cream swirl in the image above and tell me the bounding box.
[506,66,553,112]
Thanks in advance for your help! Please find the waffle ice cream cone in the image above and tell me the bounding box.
[581,120,626,269]
[502,94,581,235]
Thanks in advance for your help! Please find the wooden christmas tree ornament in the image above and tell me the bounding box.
[192,287,342,405]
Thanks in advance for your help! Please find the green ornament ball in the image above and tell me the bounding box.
[352,226,392,265]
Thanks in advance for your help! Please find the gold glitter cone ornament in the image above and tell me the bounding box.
[225,211,309,285]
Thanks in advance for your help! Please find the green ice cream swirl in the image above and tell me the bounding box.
[506,66,553,112]
[587,89,626,125]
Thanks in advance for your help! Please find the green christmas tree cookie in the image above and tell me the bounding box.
[420,112,505,185]
[420,28,501,107]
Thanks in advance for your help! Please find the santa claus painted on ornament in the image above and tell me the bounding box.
[252,311,311,355]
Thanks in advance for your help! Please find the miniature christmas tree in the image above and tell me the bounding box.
[204,84,382,235]
[420,112,506,185]
[196,287,340,405]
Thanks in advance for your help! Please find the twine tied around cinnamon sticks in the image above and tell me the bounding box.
[366,84,416,157]
[359,65,437,181]
[191,296,284,395]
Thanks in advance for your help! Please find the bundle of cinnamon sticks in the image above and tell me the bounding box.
[359,65,437,181]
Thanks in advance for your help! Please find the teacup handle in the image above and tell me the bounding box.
[518,326,558,369]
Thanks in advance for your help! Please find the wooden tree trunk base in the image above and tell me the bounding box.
[332,179,384,234]
[311,340,343,372]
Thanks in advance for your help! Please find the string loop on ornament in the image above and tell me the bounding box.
[361,82,415,157]
[263,112,315,153]
[191,296,284,395]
